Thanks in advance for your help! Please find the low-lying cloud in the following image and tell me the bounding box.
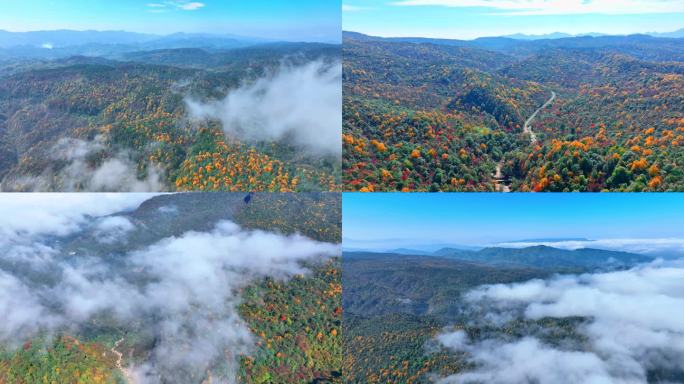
[0,195,340,383]
[391,0,684,16]
[4,136,166,192]
[437,259,684,383]
[186,60,342,157]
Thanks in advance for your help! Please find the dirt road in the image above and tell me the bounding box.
[523,91,556,145]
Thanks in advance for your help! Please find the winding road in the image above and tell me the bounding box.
[523,91,556,145]
[494,91,556,192]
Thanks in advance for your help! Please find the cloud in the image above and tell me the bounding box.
[438,335,616,384]
[93,216,136,244]
[0,195,340,383]
[437,259,684,383]
[185,60,342,157]
[0,194,150,271]
[343,4,369,12]
[147,0,205,12]
[41,42,53,49]
[178,1,205,10]
[390,0,684,15]
[495,238,684,257]
[4,136,167,192]
[0,193,149,240]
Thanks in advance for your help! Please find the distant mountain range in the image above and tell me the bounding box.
[345,245,653,270]
[345,28,684,44]
[343,30,684,62]
[0,29,269,49]
[502,32,607,40]
[0,30,293,59]
[501,28,684,40]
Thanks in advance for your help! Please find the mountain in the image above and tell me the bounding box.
[0,193,342,383]
[347,245,652,270]
[502,237,591,243]
[504,32,571,40]
[343,252,551,382]
[0,41,340,192]
[434,245,653,269]
[0,30,279,60]
[0,29,269,49]
[0,29,156,48]
[343,30,684,192]
[651,28,684,38]
[503,32,608,40]
[344,31,684,59]
[343,246,679,383]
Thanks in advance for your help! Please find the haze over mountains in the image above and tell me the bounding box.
[0,29,288,60]
[343,241,684,383]
[503,27,684,40]
[0,192,342,383]
[0,27,342,192]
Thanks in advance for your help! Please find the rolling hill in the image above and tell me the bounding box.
[0,38,341,192]
[342,246,657,383]
[343,31,684,192]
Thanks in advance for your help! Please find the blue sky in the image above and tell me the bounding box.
[343,193,684,250]
[0,0,341,42]
[343,0,684,39]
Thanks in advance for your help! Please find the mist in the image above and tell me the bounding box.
[0,195,340,383]
[3,136,166,192]
[185,60,342,157]
[436,259,684,383]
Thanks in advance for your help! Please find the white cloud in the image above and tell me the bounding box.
[147,1,205,12]
[437,259,684,383]
[41,42,53,49]
[4,136,167,192]
[186,60,342,157]
[391,0,684,15]
[0,193,149,240]
[439,336,616,384]
[343,4,368,12]
[0,194,340,383]
[93,216,136,244]
[178,1,205,10]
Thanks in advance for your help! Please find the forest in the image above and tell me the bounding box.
[0,33,341,192]
[0,192,342,384]
[343,32,684,191]
[342,248,682,383]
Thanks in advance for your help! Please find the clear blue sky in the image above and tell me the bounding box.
[343,193,684,248]
[0,0,341,42]
[343,0,684,39]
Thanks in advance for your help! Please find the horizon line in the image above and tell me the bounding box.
[0,28,342,44]
[343,27,684,41]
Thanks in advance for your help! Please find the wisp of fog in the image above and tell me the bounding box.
[0,194,340,384]
[185,60,342,157]
[3,136,166,192]
[436,259,684,384]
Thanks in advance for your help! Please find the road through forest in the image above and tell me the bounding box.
[523,91,556,145]
[494,91,556,192]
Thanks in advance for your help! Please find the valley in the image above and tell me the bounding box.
[343,32,684,191]
[0,193,342,384]
[0,32,341,192]
[342,247,683,383]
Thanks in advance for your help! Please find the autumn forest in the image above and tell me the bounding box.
[343,32,684,192]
